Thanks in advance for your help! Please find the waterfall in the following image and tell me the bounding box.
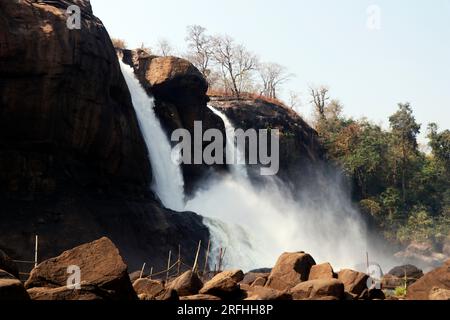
[120,61,185,211]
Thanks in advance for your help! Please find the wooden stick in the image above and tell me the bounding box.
[203,240,211,275]
[34,235,39,268]
[139,263,146,279]
[177,244,181,276]
[166,250,172,282]
[192,240,202,273]
[149,267,153,280]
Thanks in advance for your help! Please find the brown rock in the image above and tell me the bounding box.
[27,286,103,301]
[381,274,403,289]
[266,252,316,291]
[338,269,369,298]
[199,270,244,299]
[25,237,136,300]
[429,287,450,300]
[309,263,335,280]
[406,260,450,300]
[0,270,30,301]
[180,294,221,301]
[243,285,291,301]
[252,277,267,287]
[0,249,19,279]
[241,272,269,286]
[290,279,344,300]
[133,279,164,298]
[388,265,423,284]
[155,288,179,301]
[168,271,203,296]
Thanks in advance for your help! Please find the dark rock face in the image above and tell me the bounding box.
[209,97,324,186]
[120,49,226,194]
[0,249,19,279]
[0,0,209,272]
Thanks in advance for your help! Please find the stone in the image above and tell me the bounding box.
[27,286,103,301]
[0,249,19,279]
[308,263,335,280]
[243,285,291,301]
[241,272,269,286]
[180,294,221,301]
[290,279,344,300]
[0,270,30,301]
[266,252,316,291]
[199,270,244,299]
[251,277,267,287]
[168,271,203,296]
[25,237,136,300]
[406,260,450,300]
[338,269,369,298]
[133,279,164,298]
[428,287,450,300]
[388,265,424,284]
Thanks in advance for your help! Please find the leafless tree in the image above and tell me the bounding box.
[258,63,292,99]
[211,35,259,98]
[185,25,214,81]
[156,38,174,57]
[310,86,330,120]
[288,91,301,110]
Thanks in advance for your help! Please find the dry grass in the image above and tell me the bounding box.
[207,89,287,107]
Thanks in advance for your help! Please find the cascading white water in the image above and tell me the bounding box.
[187,106,394,271]
[120,61,185,211]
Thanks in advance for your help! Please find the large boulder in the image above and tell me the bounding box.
[133,279,164,298]
[308,263,335,281]
[242,284,291,301]
[25,237,136,300]
[387,265,423,286]
[290,279,344,300]
[265,252,316,291]
[0,270,30,301]
[0,249,19,279]
[406,260,450,300]
[168,271,203,297]
[199,270,244,300]
[428,287,450,300]
[241,272,269,286]
[338,269,369,299]
[121,50,226,194]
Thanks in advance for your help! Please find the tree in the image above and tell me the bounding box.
[428,123,450,168]
[185,25,214,82]
[258,62,292,99]
[156,38,174,57]
[211,35,258,98]
[310,86,330,122]
[389,103,421,205]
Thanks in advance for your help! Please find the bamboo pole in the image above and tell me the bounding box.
[149,267,153,280]
[34,235,39,268]
[177,244,181,276]
[139,263,146,279]
[192,240,202,273]
[203,240,211,275]
[166,251,172,282]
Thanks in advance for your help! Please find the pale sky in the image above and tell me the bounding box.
[91,0,450,139]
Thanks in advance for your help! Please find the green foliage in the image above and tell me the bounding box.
[394,286,407,298]
[315,101,449,247]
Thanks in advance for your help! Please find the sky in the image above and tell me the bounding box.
[91,0,450,141]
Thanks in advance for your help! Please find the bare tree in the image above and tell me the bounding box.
[185,25,214,81]
[310,86,330,120]
[211,35,258,98]
[258,63,292,99]
[288,91,301,110]
[156,38,174,57]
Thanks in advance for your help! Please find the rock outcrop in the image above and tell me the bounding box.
[308,263,336,281]
[290,279,344,300]
[168,270,203,297]
[0,0,209,272]
[120,49,226,193]
[199,270,244,300]
[337,269,369,299]
[133,279,165,299]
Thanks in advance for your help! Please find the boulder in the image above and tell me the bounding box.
[308,263,335,280]
[155,289,179,301]
[0,249,19,279]
[381,274,403,289]
[133,279,164,298]
[265,252,316,291]
[241,272,269,286]
[252,277,268,287]
[199,270,244,300]
[429,287,450,300]
[406,260,450,300]
[338,269,369,298]
[180,294,221,301]
[0,270,30,301]
[168,271,203,296]
[27,286,103,301]
[25,237,136,300]
[290,279,344,300]
[395,242,447,268]
[243,285,291,301]
[388,265,424,284]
